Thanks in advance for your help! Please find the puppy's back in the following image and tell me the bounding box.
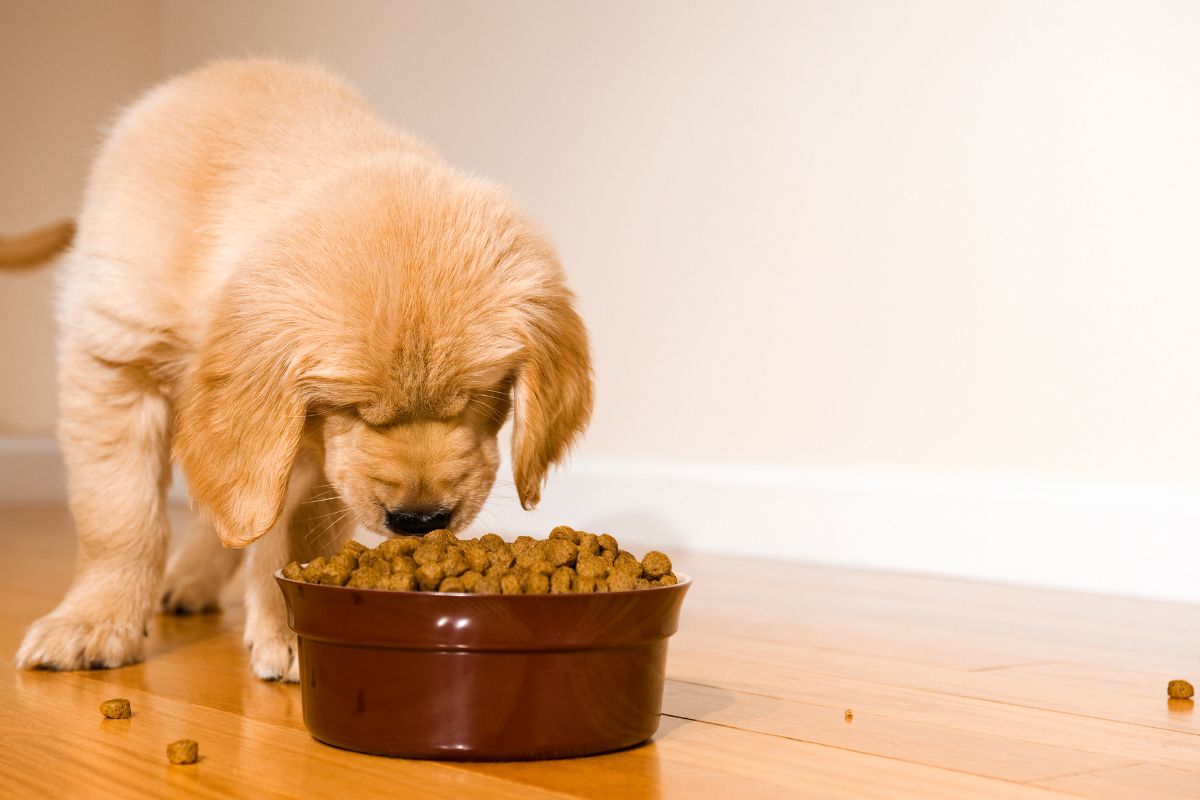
[70,59,437,347]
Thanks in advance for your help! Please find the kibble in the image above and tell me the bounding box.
[415,562,445,591]
[1168,679,1194,700]
[608,571,637,592]
[100,698,131,719]
[577,533,600,557]
[641,551,673,580]
[166,739,199,765]
[439,576,466,593]
[549,525,577,542]
[280,529,679,595]
[576,555,609,579]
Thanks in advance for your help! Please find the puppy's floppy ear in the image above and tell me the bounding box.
[174,312,308,548]
[511,291,594,510]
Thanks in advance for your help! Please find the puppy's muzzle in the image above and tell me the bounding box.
[385,508,452,535]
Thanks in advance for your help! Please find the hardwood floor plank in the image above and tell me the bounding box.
[1034,763,1200,799]
[662,680,1138,782]
[669,634,1200,735]
[461,715,1077,800]
[2,504,1195,798]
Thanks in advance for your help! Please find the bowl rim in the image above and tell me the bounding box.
[274,568,691,597]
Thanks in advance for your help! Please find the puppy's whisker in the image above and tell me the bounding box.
[307,508,354,550]
[303,505,352,523]
[297,492,341,506]
[303,515,338,548]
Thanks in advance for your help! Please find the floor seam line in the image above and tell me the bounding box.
[658,712,1094,792]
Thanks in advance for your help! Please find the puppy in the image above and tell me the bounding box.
[12,59,593,681]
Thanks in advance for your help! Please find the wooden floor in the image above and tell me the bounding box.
[0,505,1196,799]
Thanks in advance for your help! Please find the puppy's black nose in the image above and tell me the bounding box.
[385,508,452,535]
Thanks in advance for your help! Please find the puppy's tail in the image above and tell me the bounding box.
[0,219,76,269]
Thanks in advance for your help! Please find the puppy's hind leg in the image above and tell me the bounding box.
[16,351,172,671]
[160,515,243,614]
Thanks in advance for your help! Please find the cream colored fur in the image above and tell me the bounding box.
[14,59,593,681]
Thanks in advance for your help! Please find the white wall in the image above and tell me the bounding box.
[0,0,161,433]
[160,0,1200,491]
[2,2,1198,598]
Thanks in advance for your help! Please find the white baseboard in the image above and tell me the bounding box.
[0,437,68,504]
[3,436,1197,603]
[493,458,1200,603]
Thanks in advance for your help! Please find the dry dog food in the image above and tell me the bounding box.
[282,527,678,594]
[100,698,131,719]
[167,739,199,765]
[1167,679,1194,700]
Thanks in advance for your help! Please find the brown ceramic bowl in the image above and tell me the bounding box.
[275,571,691,760]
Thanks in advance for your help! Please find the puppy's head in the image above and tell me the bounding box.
[175,159,592,547]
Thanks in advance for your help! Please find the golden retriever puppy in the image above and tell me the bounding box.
[13,59,593,681]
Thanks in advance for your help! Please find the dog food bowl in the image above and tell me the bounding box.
[275,572,690,760]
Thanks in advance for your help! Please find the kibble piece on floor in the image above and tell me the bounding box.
[1168,679,1194,699]
[100,698,131,719]
[844,708,854,720]
[166,739,199,765]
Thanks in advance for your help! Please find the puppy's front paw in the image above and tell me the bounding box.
[16,613,145,671]
[248,631,299,683]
